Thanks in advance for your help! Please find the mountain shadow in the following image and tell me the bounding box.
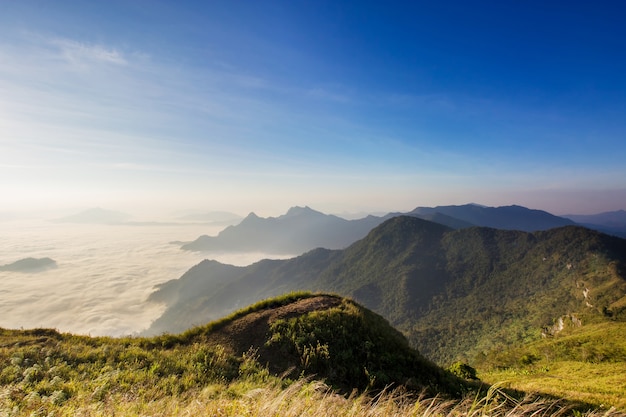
[147,216,626,366]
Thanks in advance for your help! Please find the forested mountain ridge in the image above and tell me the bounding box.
[148,216,626,365]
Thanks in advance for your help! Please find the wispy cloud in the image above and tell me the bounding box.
[3,30,618,215]
[50,38,128,67]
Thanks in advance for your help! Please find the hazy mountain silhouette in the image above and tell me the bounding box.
[52,208,132,224]
[400,211,475,229]
[147,216,626,365]
[563,210,626,238]
[564,210,626,227]
[408,204,575,231]
[0,257,57,272]
[180,204,583,255]
[181,206,390,253]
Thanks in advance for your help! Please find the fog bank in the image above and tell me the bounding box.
[0,220,291,336]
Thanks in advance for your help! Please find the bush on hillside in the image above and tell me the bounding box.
[447,362,478,380]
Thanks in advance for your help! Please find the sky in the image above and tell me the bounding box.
[1,0,626,217]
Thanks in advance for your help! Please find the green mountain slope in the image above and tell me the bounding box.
[408,225,626,363]
[479,320,626,409]
[147,217,626,367]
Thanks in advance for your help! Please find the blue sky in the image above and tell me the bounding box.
[1,1,625,216]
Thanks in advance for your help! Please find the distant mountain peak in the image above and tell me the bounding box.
[284,206,320,217]
[181,206,387,253]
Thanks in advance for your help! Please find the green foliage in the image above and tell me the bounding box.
[1,293,623,414]
[447,362,478,380]
[478,321,626,370]
[264,298,463,394]
[407,225,626,364]
[0,327,267,415]
[0,294,467,415]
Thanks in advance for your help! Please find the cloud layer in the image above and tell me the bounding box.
[0,220,290,336]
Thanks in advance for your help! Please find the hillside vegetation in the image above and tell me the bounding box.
[478,320,626,410]
[3,293,622,416]
[148,217,626,366]
[142,217,626,410]
[0,294,468,416]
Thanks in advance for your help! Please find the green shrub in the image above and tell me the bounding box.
[447,362,478,380]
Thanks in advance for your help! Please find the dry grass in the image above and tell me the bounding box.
[5,379,623,417]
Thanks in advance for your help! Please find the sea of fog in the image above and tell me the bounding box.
[0,220,293,336]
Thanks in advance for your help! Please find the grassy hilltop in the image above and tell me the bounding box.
[0,293,462,416]
[2,293,621,416]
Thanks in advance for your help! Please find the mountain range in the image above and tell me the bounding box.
[148,216,626,365]
[181,203,581,254]
[562,210,626,238]
[181,206,387,253]
[407,204,575,231]
[563,209,626,227]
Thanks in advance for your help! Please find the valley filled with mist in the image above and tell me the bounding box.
[3,203,624,340]
[0,218,294,336]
